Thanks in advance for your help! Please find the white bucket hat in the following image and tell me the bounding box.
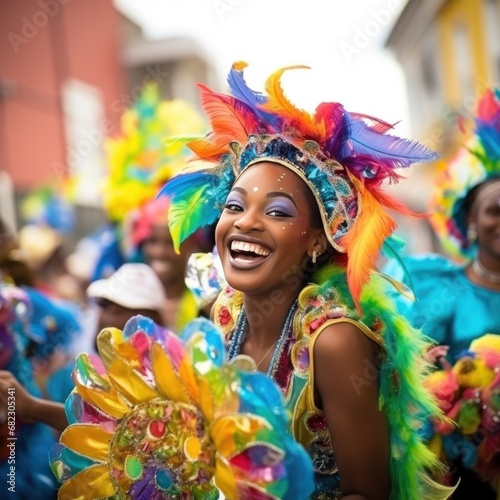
[86,263,166,312]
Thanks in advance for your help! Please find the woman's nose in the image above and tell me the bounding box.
[233,209,264,232]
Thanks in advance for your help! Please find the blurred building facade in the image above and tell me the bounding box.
[0,0,124,233]
[0,0,216,242]
[386,0,500,254]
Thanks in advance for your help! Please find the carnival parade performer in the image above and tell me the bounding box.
[385,88,500,498]
[157,62,454,499]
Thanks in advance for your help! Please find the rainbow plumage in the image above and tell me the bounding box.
[103,84,206,223]
[158,62,437,306]
[430,88,500,260]
[49,316,313,499]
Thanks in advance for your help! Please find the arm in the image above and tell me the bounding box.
[0,369,68,432]
[313,322,390,500]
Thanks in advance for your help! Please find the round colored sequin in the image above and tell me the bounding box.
[184,436,202,461]
[155,469,174,490]
[149,420,165,439]
[125,456,143,480]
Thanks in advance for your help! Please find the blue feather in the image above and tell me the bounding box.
[227,65,281,128]
[476,119,500,161]
[340,112,439,167]
[381,236,415,298]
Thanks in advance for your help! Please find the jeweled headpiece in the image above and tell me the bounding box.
[430,88,500,260]
[159,62,437,302]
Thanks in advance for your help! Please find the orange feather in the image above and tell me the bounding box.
[369,187,425,219]
[260,66,318,138]
[188,84,261,160]
[339,177,397,309]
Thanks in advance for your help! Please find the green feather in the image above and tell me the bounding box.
[168,184,213,253]
[310,266,455,498]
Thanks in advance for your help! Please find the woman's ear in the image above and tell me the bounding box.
[309,229,328,257]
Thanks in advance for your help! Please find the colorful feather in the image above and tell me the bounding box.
[227,61,281,128]
[340,111,439,168]
[260,66,319,138]
[339,176,397,308]
[381,235,416,300]
[158,166,234,253]
[430,87,500,260]
[187,84,263,160]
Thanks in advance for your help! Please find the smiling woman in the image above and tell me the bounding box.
[383,88,500,498]
[158,62,455,499]
[216,163,321,295]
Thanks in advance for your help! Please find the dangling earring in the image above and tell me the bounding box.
[467,223,477,244]
[312,251,317,264]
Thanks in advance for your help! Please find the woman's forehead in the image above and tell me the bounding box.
[234,161,305,192]
[477,183,500,208]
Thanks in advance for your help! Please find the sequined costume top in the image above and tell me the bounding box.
[213,276,384,499]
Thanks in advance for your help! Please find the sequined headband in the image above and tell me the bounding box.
[230,134,359,252]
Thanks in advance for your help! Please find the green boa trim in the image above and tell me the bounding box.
[311,267,454,499]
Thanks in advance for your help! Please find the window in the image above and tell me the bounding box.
[484,0,500,82]
[61,79,106,206]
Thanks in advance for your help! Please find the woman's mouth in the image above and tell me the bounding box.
[228,240,271,268]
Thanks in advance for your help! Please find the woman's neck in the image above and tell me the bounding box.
[467,252,500,290]
[243,292,299,349]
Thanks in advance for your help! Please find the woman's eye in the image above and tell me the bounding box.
[224,202,243,212]
[267,209,290,217]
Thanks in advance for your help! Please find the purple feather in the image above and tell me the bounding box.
[227,65,282,129]
[340,112,438,168]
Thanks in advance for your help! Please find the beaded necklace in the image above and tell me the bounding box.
[472,258,500,284]
[227,300,298,378]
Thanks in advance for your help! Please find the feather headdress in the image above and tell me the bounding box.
[430,88,500,260]
[159,62,437,305]
[102,84,206,223]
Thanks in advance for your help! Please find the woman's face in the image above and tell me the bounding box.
[215,161,324,296]
[472,183,500,258]
[142,224,195,288]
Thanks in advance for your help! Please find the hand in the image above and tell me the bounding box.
[0,369,67,431]
[0,370,37,422]
[426,345,451,368]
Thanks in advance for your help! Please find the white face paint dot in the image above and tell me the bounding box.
[301,231,307,235]
[281,226,286,230]
[253,187,259,192]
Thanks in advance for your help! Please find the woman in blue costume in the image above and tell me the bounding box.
[0,284,59,500]
[158,62,454,499]
[384,89,500,360]
[385,88,500,499]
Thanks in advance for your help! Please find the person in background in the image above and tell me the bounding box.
[45,262,166,404]
[0,283,58,500]
[0,216,81,392]
[384,88,500,499]
[127,196,214,332]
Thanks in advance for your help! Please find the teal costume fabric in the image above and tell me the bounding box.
[384,254,500,360]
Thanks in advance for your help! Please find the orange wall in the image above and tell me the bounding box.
[0,0,124,190]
